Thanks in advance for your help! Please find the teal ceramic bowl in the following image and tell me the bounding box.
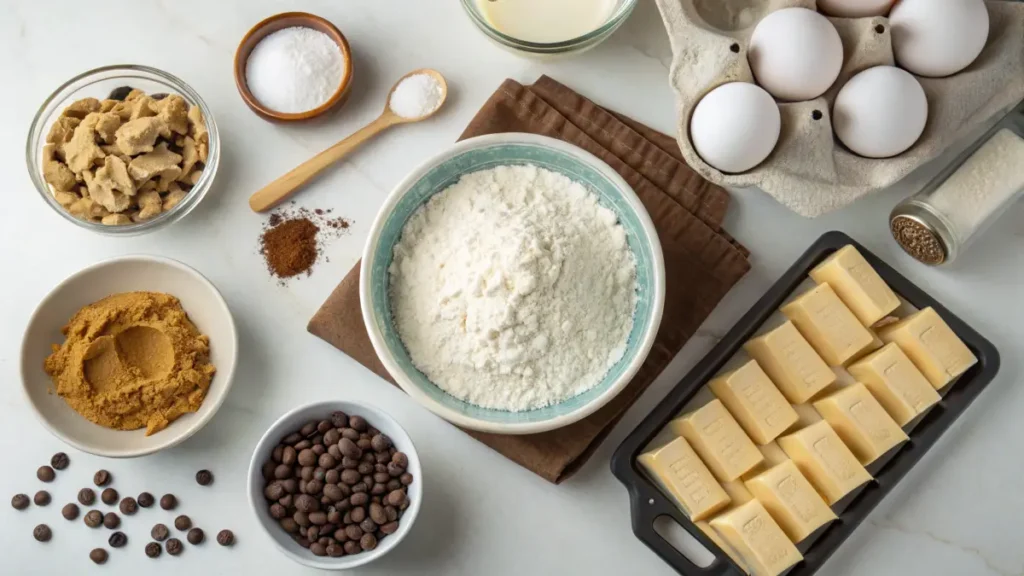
[361,133,665,434]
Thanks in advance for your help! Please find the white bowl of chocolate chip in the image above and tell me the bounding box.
[26,64,220,235]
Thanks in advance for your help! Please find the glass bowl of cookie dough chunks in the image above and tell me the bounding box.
[26,65,220,235]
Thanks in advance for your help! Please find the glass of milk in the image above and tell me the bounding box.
[460,0,637,57]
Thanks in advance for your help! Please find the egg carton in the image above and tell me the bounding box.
[654,0,1024,217]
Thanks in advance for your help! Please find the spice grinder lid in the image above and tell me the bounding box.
[890,206,948,265]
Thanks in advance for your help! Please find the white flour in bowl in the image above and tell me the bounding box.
[389,164,638,411]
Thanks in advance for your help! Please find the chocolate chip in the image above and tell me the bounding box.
[344,540,360,555]
[216,529,234,546]
[84,510,103,528]
[392,452,409,470]
[101,488,118,505]
[400,472,414,486]
[108,86,133,101]
[103,512,120,529]
[301,421,318,437]
[150,93,169,101]
[50,452,70,470]
[137,492,154,508]
[33,524,52,542]
[119,497,137,515]
[90,548,108,564]
[93,470,111,487]
[108,531,128,548]
[331,411,348,428]
[386,490,406,507]
[195,469,214,486]
[37,466,55,482]
[165,538,183,555]
[174,515,192,531]
[310,542,327,556]
[341,428,359,441]
[370,434,391,452]
[62,503,80,520]
[146,542,162,558]
[349,415,367,432]
[380,521,400,534]
[281,446,297,466]
[160,494,177,510]
[151,523,170,541]
[350,492,369,507]
[187,528,204,545]
[360,532,377,551]
[34,491,50,506]
[11,494,29,510]
[78,488,96,506]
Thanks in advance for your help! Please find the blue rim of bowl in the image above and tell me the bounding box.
[361,133,665,435]
[246,400,422,570]
[459,0,638,53]
[19,254,238,457]
[25,64,220,235]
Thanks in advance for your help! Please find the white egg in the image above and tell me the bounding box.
[890,0,989,77]
[816,0,893,18]
[690,82,781,174]
[748,8,844,101]
[832,66,928,158]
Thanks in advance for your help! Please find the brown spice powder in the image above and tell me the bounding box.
[261,218,320,278]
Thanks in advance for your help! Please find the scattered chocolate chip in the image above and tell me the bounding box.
[37,466,56,482]
[108,531,128,548]
[50,452,70,470]
[62,503,80,520]
[34,491,51,506]
[145,542,162,558]
[151,523,170,541]
[84,510,103,528]
[137,492,154,508]
[187,528,204,545]
[119,497,137,515]
[216,529,234,547]
[93,470,111,487]
[174,515,192,531]
[165,538,183,555]
[195,469,214,486]
[101,488,118,506]
[33,524,52,542]
[103,512,120,529]
[150,93,169,101]
[90,548,108,564]
[11,494,29,510]
[160,494,177,510]
[78,488,96,506]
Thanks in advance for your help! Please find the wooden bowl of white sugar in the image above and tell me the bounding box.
[360,133,666,435]
[234,12,354,121]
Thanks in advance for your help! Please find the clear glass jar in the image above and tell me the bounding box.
[890,107,1024,265]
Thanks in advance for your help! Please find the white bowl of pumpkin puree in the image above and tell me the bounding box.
[20,255,237,457]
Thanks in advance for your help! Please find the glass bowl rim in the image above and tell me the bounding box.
[25,63,220,236]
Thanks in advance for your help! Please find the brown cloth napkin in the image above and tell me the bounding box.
[308,76,751,483]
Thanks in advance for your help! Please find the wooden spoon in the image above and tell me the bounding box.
[248,69,448,213]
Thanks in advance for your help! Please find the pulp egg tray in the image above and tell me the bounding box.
[653,0,1024,217]
[611,231,1001,575]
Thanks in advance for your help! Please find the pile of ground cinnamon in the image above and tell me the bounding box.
[262,218,319,277]
[259,205,351,281]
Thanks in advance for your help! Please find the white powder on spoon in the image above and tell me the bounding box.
[246,27,345,113]
[389,165,638,412]
[389,74,444,119]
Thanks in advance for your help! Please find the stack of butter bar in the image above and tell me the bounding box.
[638,245,978,576]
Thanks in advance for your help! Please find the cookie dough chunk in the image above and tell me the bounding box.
[65,124,106,174]
[43,144,78,192]
[152,95,189,135]
[46,116,81,153]
[128,143,182,186]
[62,98,101,119]
[115,117,164,156]
[82,112,123,145]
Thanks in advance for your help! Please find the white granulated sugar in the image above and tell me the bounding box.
[389,73,443,119]
[389,165,638,412]
[246,27,345,113]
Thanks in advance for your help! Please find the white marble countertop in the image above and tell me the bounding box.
[2,1,1022,575]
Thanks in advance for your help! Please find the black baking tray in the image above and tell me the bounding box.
[611,231,1001,575]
